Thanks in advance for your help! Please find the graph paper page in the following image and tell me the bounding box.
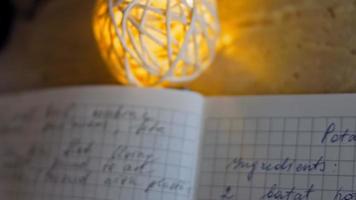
[198,94,356,200]
[0,86,204,200]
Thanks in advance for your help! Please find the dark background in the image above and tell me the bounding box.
[0,0,49,51]
[0,0,15,51]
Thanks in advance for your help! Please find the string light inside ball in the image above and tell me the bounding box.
[93,0,220,87]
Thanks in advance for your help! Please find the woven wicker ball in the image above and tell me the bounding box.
[93,0,220,86]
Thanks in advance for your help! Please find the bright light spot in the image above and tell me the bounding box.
[186,0,194,8]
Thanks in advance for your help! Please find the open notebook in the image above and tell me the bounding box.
[1,86,356,200]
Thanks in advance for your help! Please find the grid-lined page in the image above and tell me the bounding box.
[198,94,356,200]
[0,87,204,200]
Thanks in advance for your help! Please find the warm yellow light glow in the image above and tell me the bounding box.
[215,0,277,78]
[93,0,219,87]
[186,0,194,8]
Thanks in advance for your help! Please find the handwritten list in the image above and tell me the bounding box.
[198,117,356,200]
[3,87,356,200]
[0,101,202,200]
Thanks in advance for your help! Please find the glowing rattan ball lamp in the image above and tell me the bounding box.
[93,0,220,87]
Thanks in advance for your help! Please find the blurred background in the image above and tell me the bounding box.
[0,0,356,95]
